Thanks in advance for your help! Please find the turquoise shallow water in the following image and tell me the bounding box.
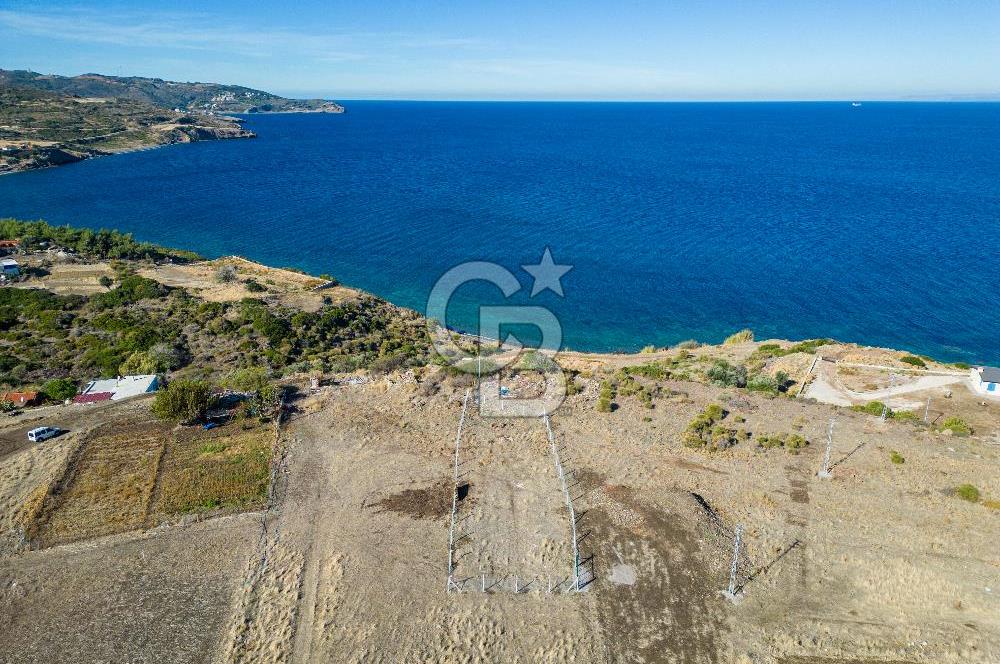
[1,101,999,363]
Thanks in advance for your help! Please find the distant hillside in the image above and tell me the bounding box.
[0,86,254,174]
[0,70,344,114]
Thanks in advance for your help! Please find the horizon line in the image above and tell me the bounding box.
[305,97,1000,103]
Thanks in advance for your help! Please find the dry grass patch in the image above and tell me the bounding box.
[35,421,167,546]
[152,423,271,516]
[22,418,273,547]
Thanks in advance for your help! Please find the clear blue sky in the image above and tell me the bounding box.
[2,0,998,100]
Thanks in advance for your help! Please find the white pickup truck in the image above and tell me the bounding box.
[27,426,61,443]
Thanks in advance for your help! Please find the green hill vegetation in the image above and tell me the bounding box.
[0,69,343,114]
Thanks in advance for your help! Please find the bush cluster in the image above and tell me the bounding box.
[754,338,832,359]
[899,355,926,368]
[757,432,808,453]
[682,403,748,451]
[940,416,972,436]
[706,360,747,388]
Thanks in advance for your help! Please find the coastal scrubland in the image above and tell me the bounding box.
[0,219,430,393]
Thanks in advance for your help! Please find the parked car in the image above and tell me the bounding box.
[27,426,61,443]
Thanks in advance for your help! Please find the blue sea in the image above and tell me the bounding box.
[2,102,999,363]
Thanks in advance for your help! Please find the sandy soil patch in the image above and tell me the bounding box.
[0,356,997,662]
[0,513,258,664]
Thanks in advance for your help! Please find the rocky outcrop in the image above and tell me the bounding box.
[170,125,257,142]
[0,146,87,174]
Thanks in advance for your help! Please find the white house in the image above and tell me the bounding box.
[75,375,160,403]
[0,258,19,277]
[970,366,1000,395]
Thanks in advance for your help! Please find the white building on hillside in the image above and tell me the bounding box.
[1,258,19,277]
[75,375,160,403]
[970,366,1000,395]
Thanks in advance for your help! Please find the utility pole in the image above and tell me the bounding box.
[817,418,834,478]
[924,396,931,424]
[724,524,744,600]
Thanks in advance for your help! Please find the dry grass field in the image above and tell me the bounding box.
[31,420,164,546]
[15,408,274,548]
[152,423,272,516]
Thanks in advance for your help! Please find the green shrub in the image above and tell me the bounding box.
[785,433,808,450]
[216,265,238,283]
[706,360,748,388]
[41,377,77,401]
[244,278,266,293]
[517,350,557,373]
[597,379,615,412]
[900,355,926,368]
[891,410,919,422]
[954,484,980,502]
[952,362,971,370]
[890,451,905,464]
[119,350,159,376]
[91,274,166,309]
[724,329,754,345]
[852,401,890,418]
[702,403,725,421]
[98,275,113,289]
[640,345,657,354]
[152,379,215,423]
[757,432,808,452]
[684,403,740,451]
[747,372,780,395]
[674,339,700,350]
[757,434,784,449]
[637,388,654,409]
[940,417,972,436]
